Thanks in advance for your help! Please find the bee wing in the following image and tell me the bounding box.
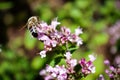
[19,23,27,31]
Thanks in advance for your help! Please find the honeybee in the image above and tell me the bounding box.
[20,16,40,38]
[27,16,40,38]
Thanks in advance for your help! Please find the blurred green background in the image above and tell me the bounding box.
[0,0,120,80]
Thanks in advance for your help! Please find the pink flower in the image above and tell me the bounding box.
[109,66,115,71]
[64,52,77,73]
[45,75,54,80]
[68,34,82,46]
[64,52,72,60]
[51,40,57,47]
[75,27,83,35]
[68,59,77,68]
[88,54,96,62]
[105,69,109,74]
[79,58,95,75]
[60,36,68,44]
[61,27,71,36]
[51,18,60,30]
[44,45,52,51]
[97,74,105,80]
[76,37,83,46]
[104,60,110,65]
[38,34,50,41]
[40,65,67,80]
[39,50,46,58]
[39,69,46,75]
[40,21,48,28]
[104,60,120,79]
[67,59,77,73]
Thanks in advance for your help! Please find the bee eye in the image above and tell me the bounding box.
[32,32,38,38]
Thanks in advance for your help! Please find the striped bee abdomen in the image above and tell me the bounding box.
[29,26,38,38]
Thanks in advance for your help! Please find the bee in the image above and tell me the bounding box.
[20,16,40,38]
[27,16,40,38]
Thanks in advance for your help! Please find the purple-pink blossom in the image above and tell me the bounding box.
[64,52,77,73]
[75,27,83,36]
[104,59,120,79]
[39,50,46,58]
[64,52,72,60]
[40,65,67,80]
[104,60,110,65]
[79,58,95,75]
[105,65,120,78]
[97,74,105,80]
[88,54,96,62]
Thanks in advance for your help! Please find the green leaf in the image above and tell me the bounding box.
[74,64,81,73]
[68,47,78,53]
[49,55,65,66]
[53,45,66,54]
[49,59,55,67]
[54,56,63,65]
[67,43,78,53]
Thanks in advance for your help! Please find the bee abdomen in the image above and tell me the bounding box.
[32,32,38,38]
[28,27,38,38]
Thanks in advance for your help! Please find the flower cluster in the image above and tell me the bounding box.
[35,18,82,58]
[104,60,120,79]
[64,52,77,74]
[40,65,67,80]
[27,17,96,79]
[39,52,76,80]
[79,55,96,75]
[40,52,96,80]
